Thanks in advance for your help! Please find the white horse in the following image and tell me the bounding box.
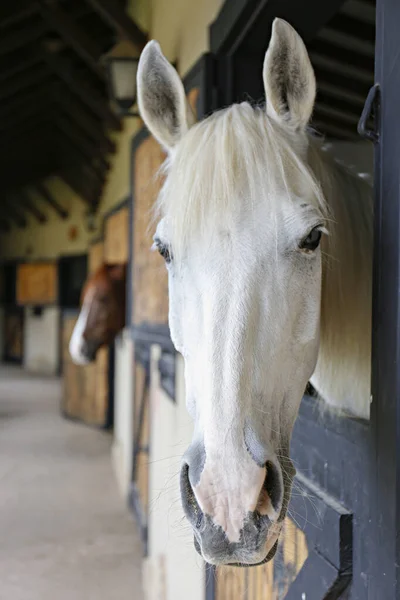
[137,18,372,566]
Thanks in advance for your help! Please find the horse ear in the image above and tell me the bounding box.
[263,19,316,130]
[107,264,125,282]
[137,41,194,151]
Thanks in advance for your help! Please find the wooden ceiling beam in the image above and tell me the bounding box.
[0,55,41,86]
[0,117,108,196]
[0,65,51,104]
[0,4,38,32]
[5,168,58,194]
[2,162,58,193]
[2,200,27,228]
[36,0,105,81]
[13,191,47,224]
[0,129,54,161]
[34,182,69,220]
[42,50,121,130]
[0,100,55,134]
[0,89,115,158]
[0,83,50,118]
[85,0,147,48]
[56,135,106,190]
[0,133,58,191]
[54,89,116,153]
[0,219,11,233]
[54,115,110,172]
[60,167,103,207]
[0,117,53,152]
[0,21,47,57]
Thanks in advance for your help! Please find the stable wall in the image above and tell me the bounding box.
[23,306,59,375]
[150,0,224,75]
[0,178,90,376]
[0,178,94,261]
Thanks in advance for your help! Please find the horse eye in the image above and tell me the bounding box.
[299,227,322,252]
[156,241,172,263]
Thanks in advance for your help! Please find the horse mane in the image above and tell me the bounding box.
[157,101,373,419]
[307,137,373,419]
[157,102,328,260]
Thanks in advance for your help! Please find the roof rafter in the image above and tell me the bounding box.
[34,182,69,219]
[85,0,147,48]
[36,0,105,81]
[13,191,47,223]
[42,49,121,130]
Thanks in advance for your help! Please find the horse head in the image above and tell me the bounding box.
[69,263,126,365]
[137,17,371,566]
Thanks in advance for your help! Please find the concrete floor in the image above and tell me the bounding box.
[0,366,143,600]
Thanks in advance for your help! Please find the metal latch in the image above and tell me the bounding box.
[358,83,380,143]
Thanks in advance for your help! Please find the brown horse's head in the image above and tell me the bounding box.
[69,263,126,365]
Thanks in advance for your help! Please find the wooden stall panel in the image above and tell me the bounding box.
[105,206,129,264]
[89,241,104,274]
[94,346,109,425]
[4,308,23,362]
[215,518,308,600]
[17,262,57,304]
[62,243,111,428]
[131,89,199,327]
[61,314,109,427]
[132,136,169,325]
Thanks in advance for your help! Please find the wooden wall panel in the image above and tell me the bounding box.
[132,136,168,325]
[215,518,308,600]
[105,207,129,264]
[4,308,23,361]
[61,314,109,427]
[17,262,57,305]
[89,241,104,274]
[131,88,199,327]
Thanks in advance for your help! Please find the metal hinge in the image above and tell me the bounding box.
[358,83,380,143]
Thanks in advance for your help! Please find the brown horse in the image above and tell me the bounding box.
[69,263,126,365]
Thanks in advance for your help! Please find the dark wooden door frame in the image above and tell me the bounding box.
[209,0,348,107]
[368,0,400,593]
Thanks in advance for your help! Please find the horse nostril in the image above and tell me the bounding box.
[256,461,283,517]
[82,339,99,362]
[180,463,203,528]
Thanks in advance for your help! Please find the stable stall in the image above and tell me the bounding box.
[62,201,129,428]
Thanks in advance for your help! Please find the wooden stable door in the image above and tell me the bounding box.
[3,307,23,363]
[131,135,169,327]
[105,205,129,265]
[61,242,110,428]
[62,315,109,426]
